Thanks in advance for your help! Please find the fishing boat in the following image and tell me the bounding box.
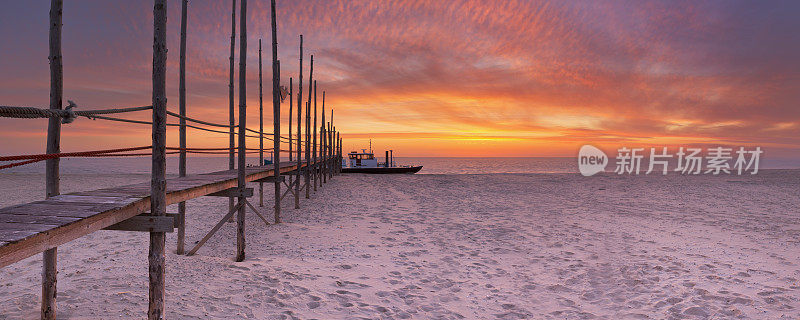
[342,148,422,174]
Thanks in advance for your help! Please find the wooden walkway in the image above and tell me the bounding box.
[0,160,320,268]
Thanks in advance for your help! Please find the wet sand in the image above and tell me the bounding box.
[1,171,799,319]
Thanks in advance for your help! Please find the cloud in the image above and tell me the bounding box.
[0,0,797,157]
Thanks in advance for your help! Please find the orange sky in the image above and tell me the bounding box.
[1,1,798,158]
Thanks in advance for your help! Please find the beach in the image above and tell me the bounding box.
[1,171,799,319]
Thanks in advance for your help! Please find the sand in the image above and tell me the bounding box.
[1,171,799,319]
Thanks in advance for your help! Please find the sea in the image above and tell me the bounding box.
[1,156,798,175]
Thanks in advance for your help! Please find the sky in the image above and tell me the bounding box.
[0,0,798,158]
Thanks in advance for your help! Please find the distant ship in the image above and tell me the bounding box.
[342,148,422,174]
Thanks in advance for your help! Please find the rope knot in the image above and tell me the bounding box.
[62,100,78,124]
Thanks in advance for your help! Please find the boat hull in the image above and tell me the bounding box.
[341,166,423,174]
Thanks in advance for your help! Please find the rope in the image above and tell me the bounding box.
[166,110,233,128]
[83,151,180,157]
[77,105,153,116]
[67,114,297,143]
[1,103,305,143]
[167,147,269,151]
[0,146,151,162]
[1,103,301,145]
[0,159,41,170]
[0,102,152,124]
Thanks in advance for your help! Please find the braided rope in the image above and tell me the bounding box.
[76,105,153,116]
[0,159,41,170]
[0,146,151,162]
[0,102,152,124]
[0,103,299,144]
[166,110,232,128]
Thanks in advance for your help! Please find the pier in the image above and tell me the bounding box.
[0,0,343,318]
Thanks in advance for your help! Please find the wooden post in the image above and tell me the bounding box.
[295,35,302,209]
[258,39,264,207]
[330,109,335,178]
[321,123,325,180]
[176,0,188,255]
[289,87,293,162]
[287,77,293,192]
[328,124,331,177]
[42,1,63,318]
[328,114,333,180]
[312,80,317,192]
[149,0,168,318]
[386,151,389,167]
[228,0,237,219]
[236,0,247,262]
[305,55,313,199]
[319,90,329,183]
[270,0,281,223]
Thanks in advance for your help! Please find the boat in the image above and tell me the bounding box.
[342,148,422,174]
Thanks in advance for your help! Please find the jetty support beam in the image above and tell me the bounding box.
[177,0,188,255]
[43,0,63,318]
[148,0,168,318]
[270,0,281,223]
[235,0,248,262]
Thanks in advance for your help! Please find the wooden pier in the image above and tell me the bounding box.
[0,0,345,318]
[0,160,334,268]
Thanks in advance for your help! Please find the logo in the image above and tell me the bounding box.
[578,145,608,176]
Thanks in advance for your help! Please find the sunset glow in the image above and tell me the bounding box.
[1,1,798,157]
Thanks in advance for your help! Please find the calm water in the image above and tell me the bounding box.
[2,156,797,175]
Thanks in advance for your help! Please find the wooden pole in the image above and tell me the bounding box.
[336,131,339,174]
[329,109,334,178]
[228,0,237,219]
[328,119,333,179]
[335,132,339,174]
[149,0,168,318]
[312,80,317,192]
[236,0,248,262]
[327,117,332,179]
[42,1,63,318]
[319,90,330,183]
[270,0,281,223]
[176,0,188,255]
[288,77,293,163]
[295,35,302,209]
[258,39,263,207]
[305,55,313,199]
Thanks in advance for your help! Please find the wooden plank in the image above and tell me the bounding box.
[0,202,134,218]
[0,182,150,268]
[207,187,253,198]
[104,215,174,233]
[254,175,284,183]
[50,195,133,203]
[0,230,41,243]
[0,223,60,243]
[0,222,60,232]
[0,214,80,225]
